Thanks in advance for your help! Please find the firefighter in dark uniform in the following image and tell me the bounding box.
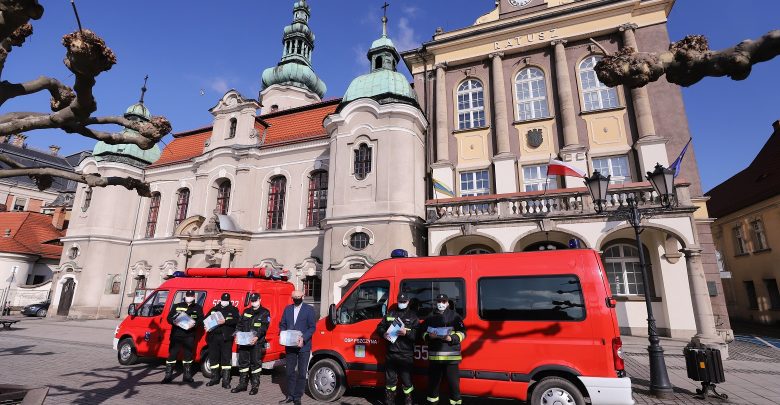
[377,292,419,405]
[422,294,466,405]
[231,292,271,395]
[206,292,240,389]
[163,290,204,384]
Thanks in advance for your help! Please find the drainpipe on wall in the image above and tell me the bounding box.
[116,175,145,318]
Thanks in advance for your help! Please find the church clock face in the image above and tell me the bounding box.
[509,0,532,7]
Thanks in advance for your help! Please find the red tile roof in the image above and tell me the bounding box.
[148,99,341,169]
[0,212,64,260]
[706,121,780,218]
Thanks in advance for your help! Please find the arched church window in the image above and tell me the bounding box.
[174,188,190,228]
[579,55,619,111]
[354,144,372,180]
[307,171,328,228]
[267,176,287,230]
[515,67,550,120]
[228,118,237,139]
[457,79,486,129]
[216,180,231,215]
[145,192,161,238]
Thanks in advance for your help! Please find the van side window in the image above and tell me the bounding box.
[138,290,169,317]
[478,275,585,321]
[169,290,207,311]
[337,280,390,325]
[400,279,465,318]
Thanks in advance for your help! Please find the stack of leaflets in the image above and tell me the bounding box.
[204,311,225,332]
[385,318,405,343]
[279,330,303,347]
[235,331,257,346]
[426,326,453,337]
[173,311,196,330]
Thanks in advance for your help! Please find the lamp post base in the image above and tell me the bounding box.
[647,343,674,399]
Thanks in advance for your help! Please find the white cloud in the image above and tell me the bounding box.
[401,5,419,18]
[209,78,230,94]
[392,17,420,52]
[353,45,370,73]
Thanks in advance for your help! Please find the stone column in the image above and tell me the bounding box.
[551,39,587,187]
[681,247,728,355]
[620,23,669,175]
[551,40,578,149]
[489,52,518,193]
[432,63,455,199]
[435,64,449,163]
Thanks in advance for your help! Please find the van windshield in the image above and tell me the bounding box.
[337,280,390,325]
[138,290,169,317]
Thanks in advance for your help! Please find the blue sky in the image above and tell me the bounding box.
[3,0,779,192]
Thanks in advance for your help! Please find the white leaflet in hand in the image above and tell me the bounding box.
[426,326,452,337]
[174,311,196,330]
[204,311,225,332]
[385,318,405,343]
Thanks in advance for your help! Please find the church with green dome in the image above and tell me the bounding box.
[92,100,161,167]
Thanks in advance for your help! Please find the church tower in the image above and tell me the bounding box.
[320,10,428,309]
[260,0,327,114]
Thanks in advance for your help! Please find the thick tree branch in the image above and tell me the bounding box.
[0,152,23,168]
[0,76,75,109]
[595,30,780,88]
[0,167,151,196]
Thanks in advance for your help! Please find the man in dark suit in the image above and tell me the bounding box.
[278,290,316,405]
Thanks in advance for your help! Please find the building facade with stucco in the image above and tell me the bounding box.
[52,0,730,351]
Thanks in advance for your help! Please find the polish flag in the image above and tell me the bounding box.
[547,157,587,178]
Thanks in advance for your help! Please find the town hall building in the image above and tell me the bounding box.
[51,0,731,351]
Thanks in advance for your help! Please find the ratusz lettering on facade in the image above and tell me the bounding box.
[494,29,559,50]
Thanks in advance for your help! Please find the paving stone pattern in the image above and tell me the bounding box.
[1,319,780,404]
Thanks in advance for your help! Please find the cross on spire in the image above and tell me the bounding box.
[381,2,390,36]
[139,75,149,104]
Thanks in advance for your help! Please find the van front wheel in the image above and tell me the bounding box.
[531,377,585,405]
[308,358,346,402]
[117,338,138,366]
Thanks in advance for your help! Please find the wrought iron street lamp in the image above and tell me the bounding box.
[584,164,675,399]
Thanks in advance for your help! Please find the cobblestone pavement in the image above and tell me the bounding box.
[2,319,780,404]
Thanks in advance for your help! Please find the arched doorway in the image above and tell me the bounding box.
[513,231,586,252]
[57,278,76,316]
[523,241,568,252]
[439,235,502,256]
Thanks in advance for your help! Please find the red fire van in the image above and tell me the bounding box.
[308,250,634,405]
[113,268,294,377]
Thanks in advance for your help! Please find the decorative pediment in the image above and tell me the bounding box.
[159,260,178,277]
[175,215,205,237]
[254,258,284,271]
[294,257,322,278]
[56,261,82,273]
[210,90,261,115]
[130,260,152,277]
[330,254,377,271]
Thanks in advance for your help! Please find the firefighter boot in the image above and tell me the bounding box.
[161,364,174,384]
[385,389,397,405]
[182,363,194,383]
[206,368,221,386]
[249,373,261,395]
[221,369,232,389]
[231,373,248,393]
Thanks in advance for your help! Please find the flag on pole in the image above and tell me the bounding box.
[433,178,455,198]
[669,138,692,178]
[547,157,587,178]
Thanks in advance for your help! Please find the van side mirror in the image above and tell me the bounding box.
[328,304,338,326]
[127,304,137,317]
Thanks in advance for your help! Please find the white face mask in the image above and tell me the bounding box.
[436,302,448,312]
[251,300,261,309]
[397,302,409,310]
[220,300,230,307]
[185,297,195,304]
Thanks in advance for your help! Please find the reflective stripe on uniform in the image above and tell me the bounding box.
[239,368,250,373]
[183,360,192,364]
[386,385,397,391]
[210,364,221,369]
[403,386,414,394]
[253,323,262,327]
[222,366,231,369]
[244,313,253,318]
[386,316,396,321]
[453,331,465,342]
[175,307,186,311]
[422,332,429,340]
[225,317,233,320]
[450,400,462,405]
[166,360,176,364]
[429,355,462,361]
[251,368,263,374]
[427,397,439,403]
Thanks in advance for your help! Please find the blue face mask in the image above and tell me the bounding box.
[436,302,448,312]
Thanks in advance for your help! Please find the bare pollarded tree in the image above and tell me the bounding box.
[0,0,171,196]
[594,30,780,88]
